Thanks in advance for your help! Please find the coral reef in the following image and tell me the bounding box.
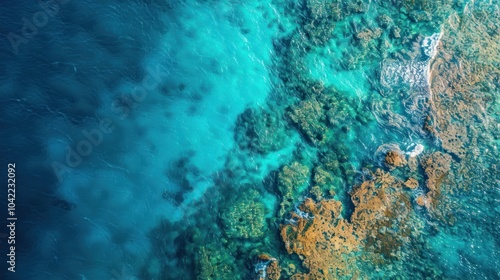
[274,2,499,278]
[277,162,310,217]
[355,28,383,44]
[221,190,267,239]
[310,165,338,199]
[280,198,360,279]
[350,169,415,260]
[235,107,288,154]
[312,165,334,187]
[287,97,327,145]
[195,245,236,280]
[149,1,500,279]
[187,1,500,279]
[421,152,451,193]
[280,169,426,278]
[287,89,369,146]
[302,0,337,46]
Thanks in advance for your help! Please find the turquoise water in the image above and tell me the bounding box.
[0,0,498,279]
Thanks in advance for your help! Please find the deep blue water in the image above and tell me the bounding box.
[0,0,499,279]
[1,0,279,278]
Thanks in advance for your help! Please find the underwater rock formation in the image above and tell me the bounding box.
[415,195,427,207]
[377,14,393,28]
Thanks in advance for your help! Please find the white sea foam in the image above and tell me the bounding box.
[406,143,424,157]
[422,32,443,59]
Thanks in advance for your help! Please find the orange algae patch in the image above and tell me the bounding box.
[404,178,419,189]
[385,150,407,169]
[428,7,500,161]
[420,151,458,224]
[415,195,427,207]
[421,152,451,194]
[256,254,281,280]
[264,261,281,280]
[423,6,500,220]
[280,170,421,278]
[280,198,360,279]
[350,169,414,260]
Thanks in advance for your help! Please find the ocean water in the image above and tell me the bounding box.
[0,0,498,279]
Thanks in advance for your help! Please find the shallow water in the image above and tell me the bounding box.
[0,0,498,279]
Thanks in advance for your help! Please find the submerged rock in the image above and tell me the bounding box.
[415,195,427,207]
[377,14,393,28]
